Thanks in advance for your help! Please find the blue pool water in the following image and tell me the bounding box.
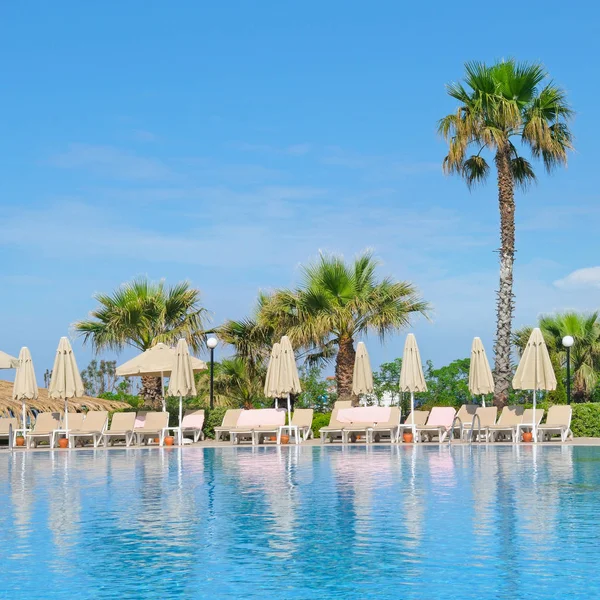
[0,445,598,599]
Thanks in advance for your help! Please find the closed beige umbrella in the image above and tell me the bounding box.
[0,350,18,369]
[276,336,302,424]
[13,347,38,429]
[469,337,494,405]
[48,337,85,435]
[352,342,374,401]
[399,334,427,436]
[512,327,556,441]
[116,342,207,411]
[264,342,282,400]
[168,339,197,444]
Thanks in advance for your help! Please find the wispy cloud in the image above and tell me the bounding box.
[48,143,173,180]
[228,141,312,156]
[321,146,439,180]
[554,266,600,290]
[132,129,158,142]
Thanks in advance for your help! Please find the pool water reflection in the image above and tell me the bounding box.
[0,445,597,599]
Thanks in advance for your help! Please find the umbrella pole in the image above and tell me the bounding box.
[287,393,292,437]
[532,387,537,442]
[410,391,415,438]
[22,400,26,431]
[64,398,68,445]
[482,394,485,408]
[178,395,183,445]
[161,371,166,412]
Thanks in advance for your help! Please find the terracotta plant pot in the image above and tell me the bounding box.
[58,438,69,449]
[164,436,174,446]
[280,435,290,445]
[153,437,160,444]
[15,437,25,447]
[522,432,533,443]
[270,436,277,442]
[403,432,414,444]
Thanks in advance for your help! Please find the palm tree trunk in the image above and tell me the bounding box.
[140,375,163,409]
[493,144,515,408]
[336,337,357,404]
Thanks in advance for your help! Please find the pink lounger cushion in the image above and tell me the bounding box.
[424,407,456,429]
[236,409,286,428]
[337,407,391,424]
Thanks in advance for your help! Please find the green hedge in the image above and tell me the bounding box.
[571,403,600,437]
[312,413,331,438]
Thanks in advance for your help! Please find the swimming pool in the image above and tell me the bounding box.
[0,445,596,599]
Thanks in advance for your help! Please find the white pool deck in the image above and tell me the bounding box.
[6,436,600,452]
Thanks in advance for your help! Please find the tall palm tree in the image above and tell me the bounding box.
[439,59,573,406]
[259,251,428,402]
[74,277,208,406]
[515,312,600,402]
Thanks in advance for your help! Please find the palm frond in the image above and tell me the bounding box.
[462,155,490,189]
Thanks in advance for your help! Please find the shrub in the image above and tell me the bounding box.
[312,412,331,438]
[204,406,229,439]
[571,403,600,437]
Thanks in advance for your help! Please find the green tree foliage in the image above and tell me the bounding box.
[420,358,472,409]
[296,365,336,412]
[81,359,119,397]
[372,358,402,407]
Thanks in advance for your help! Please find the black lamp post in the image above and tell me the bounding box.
[207,337,218,409]
[562,335,574,405]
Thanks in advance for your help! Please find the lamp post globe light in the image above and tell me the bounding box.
[562,336,574,405]
[207,337,218,409]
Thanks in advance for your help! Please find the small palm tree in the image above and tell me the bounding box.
[217,294,276,377]
[259,251,428,402]
[74,277,208,406]
[439,59,573,406]
[515,312,600,402]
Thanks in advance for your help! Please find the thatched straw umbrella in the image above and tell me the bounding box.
[0,380,130,421]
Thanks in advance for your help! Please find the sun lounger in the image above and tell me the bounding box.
[367,407,401,443]
[68,411,108,448]
[451,404,478,438]
[516,408,544,442]
[461,406,497,442]
[101,412,136,447]
[487,406,524,442]
[0,418,19,444]
[168,409,205,443]
[135,411,170,446]
[25,413,60,448]
[398,410,429,441]
[334,401,353,409]
[337,407,395,443]
[415,407,456,443]
[320,408,345,443]
[290,408,314,441]
[537,405,573,442]
[214,409,242,441]
[230,409,286,445]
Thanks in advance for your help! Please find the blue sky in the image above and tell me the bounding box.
[2,0,599,378]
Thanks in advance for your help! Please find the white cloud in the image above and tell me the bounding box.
[48,143,173,180]
[554,267,600,290]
